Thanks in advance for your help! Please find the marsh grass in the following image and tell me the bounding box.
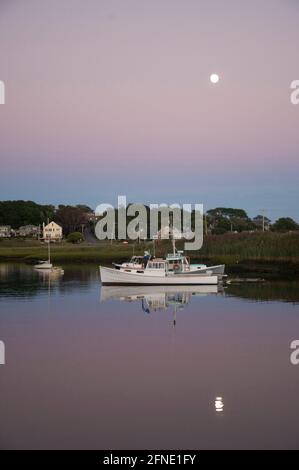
[0,232,299,268]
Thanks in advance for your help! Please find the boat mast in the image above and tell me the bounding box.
[170,212,176,255]
[47,235,51,263]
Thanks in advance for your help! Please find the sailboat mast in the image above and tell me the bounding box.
[47,236,51,262]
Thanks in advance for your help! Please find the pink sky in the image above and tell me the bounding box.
[0,0,298,219]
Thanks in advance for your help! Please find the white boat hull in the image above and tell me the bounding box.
[190,264,225,275]
[34,263,53,270]
[100,266,218,285]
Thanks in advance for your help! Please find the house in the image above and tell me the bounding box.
[18,225,40,238]
[43,221,63,241]
[157,226,193,240]
[86,211,97,222]
[0,225,11,238]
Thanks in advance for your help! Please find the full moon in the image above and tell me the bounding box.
[210,73,220,84]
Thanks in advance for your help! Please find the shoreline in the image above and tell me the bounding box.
[0,241,298,280]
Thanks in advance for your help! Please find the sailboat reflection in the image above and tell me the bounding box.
[101,285,224,325]
[34,267,64,298]
[34,266,64,282]
[215,396,224,413]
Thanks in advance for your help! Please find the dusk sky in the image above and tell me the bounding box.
[0,0,298,220]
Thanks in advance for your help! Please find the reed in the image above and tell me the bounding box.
[0,232,299,265]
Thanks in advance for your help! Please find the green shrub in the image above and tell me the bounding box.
[67,232,84,243]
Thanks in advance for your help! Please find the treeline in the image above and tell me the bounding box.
[0,201,93,235]
[0,200,55,228]
[0,201,298,236]
[205,207,299,234]
[98,205,299,235]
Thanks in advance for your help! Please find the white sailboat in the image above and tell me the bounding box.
[34,238,53,270]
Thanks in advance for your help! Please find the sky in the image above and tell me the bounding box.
[0,0,298,221]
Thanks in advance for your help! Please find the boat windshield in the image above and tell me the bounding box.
[130,256,143,263]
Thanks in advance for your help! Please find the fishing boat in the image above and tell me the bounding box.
[112,242,225,277]
[100,256,219,285]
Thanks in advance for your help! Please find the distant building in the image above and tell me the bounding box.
[86,211,97,222]
[0,225,11,238]
[17,225,40,238]
[157,226,193,240]
[43,221,63,241]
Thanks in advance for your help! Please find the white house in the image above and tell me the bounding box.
[0,226,11,238]
[157,226,194,240]
[43,221,63,241]
[18,225,40,238]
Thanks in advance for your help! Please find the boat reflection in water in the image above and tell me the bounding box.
[34,266,64,280]
[215,396,224,414]
[101,284,224,326]
[34,266,64,296]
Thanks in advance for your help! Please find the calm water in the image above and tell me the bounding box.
[0,263,299,450]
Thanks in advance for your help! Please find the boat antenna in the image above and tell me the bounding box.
[172,236,176,255]
[47,234,51,263]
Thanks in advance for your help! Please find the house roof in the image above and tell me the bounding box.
[44,221,62,229]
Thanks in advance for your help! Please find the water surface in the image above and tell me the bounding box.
[0,263,299,449]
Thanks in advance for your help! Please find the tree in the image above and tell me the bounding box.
[207,207,253,234]
[75,204,93,213]
[0,200,55,228]
[211,217,231,234]
[207,207,249,219]
[55,206,88,235]
[253,214,271,230]
[271,217,299,232]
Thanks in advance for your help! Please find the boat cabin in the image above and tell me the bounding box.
[119,252,191,275]
[147,259,167,270]
[166,251,190,272]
